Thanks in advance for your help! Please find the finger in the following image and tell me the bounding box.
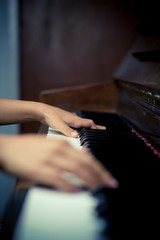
[48,145,97,188]
[30,165,81,192]
[71,118,106,131]
[74,154,119,189]
[94,125,106,130]
[50,145,118,189]
[81,145,89,153]
[72,118,96,129]
[90,158,119,188]
[54,122,79,138]
[50,158,96,190]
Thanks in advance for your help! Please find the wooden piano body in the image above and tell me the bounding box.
[1,26,160,240]
[39,31,160,153]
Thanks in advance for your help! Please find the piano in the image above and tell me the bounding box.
[1,22,160,240]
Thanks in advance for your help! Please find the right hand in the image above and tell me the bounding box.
[0,134,119,192]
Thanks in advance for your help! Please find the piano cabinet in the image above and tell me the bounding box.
[1,29,160,240]
[39,82,118,114]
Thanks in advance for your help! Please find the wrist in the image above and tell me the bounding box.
[33,102,51,125]
[19,101,47,124]
[35,102,58,126]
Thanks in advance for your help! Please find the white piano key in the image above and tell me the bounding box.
[47,127,82,150]
[46,127,85,188]
[13,187,106,240]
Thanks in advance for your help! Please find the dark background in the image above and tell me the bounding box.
[19,0,159,133]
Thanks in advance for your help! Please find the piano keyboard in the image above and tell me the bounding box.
[46,126,111,188]
[12,111,160,240]
[47,127,86,187]
[47,127,82,150]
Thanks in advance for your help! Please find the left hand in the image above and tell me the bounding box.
[39,104,106,137]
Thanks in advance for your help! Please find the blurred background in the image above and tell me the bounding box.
[1,0,159,134]
[0,0,158,222]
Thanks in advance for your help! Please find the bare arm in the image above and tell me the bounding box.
[0,98,105,137]
[0,98,119,192]
[0,98,41,124]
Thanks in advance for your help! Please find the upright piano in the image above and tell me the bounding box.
[1,23,160,240]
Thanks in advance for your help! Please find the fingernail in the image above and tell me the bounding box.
[71,131,78,137]
[107,177,119,188]
[81,146,89,152]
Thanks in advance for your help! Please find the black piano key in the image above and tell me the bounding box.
[78,110,131,131]
[80,135,110,146]
[78,128,111,136]
[77,110,160,240]
[79,132,110,142]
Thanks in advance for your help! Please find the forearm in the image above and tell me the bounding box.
[0,98,106,137]
[0,98,44,125]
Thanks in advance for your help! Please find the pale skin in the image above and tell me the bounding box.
[0,98,119,192]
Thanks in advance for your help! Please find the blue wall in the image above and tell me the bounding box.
[0,0,19,221]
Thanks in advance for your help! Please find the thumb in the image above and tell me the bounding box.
[57,123,78,138]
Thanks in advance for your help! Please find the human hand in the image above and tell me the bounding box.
[39,104,106,137]
[0,99,105,137]
[0,134,118,192]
